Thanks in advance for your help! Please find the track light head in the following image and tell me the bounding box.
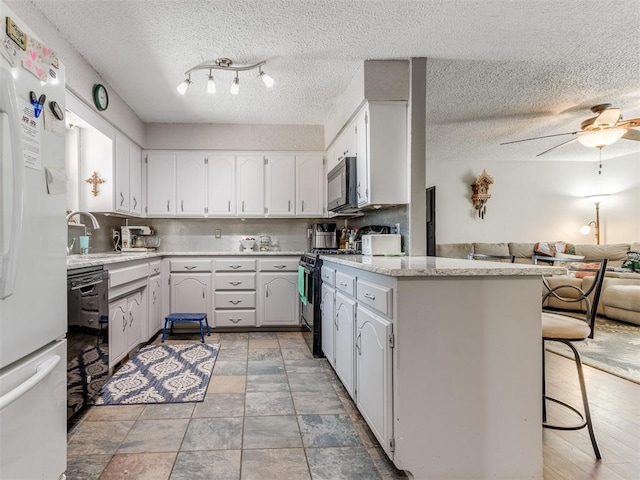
[176,75,191,95]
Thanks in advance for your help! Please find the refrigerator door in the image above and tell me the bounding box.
[0,339,67,479]
[0,7,67,370]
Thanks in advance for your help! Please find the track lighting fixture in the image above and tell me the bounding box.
[176,58,274,96]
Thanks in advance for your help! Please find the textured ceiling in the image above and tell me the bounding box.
[13,0,640,161]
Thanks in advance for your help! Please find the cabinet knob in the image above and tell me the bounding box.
[184,265,197,270]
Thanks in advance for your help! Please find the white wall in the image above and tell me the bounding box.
[5,0,146,147]
[145,123,323,151]
[428,152,640,244]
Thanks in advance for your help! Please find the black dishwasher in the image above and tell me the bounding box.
[67,266,110,419]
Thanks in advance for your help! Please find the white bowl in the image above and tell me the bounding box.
[240,238,256,250]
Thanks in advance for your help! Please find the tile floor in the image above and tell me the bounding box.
[66,331,407,479]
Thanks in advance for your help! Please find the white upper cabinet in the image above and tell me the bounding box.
[145,153,176,216]
[236,155,265,216]
[129,143,142,215]
[354,109,369,206]
[265,155,295,217]
[296,155,324,217]
[176,154,207,216]
[207,155,236,216]
[114,134,130,213]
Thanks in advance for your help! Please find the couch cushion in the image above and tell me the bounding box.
[631,242,640,253]
[509,242,535,259]
[573,244,630,261]
[436,243,473,259]
[601,285,640,311]
[473,242,510,256]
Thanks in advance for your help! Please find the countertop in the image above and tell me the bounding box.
[319,254,565,277]
[67,251,305,270]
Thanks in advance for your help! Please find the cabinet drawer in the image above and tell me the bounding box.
[149,260,162,276]
[214,258,257,272]
[214,273,256,290]
[214,310,256,327]
[357,279,392,317]
[258,258,299,272]
[170,259,212,272]
[321,266,336,286]
[109,263,149,287]
[335,271,356,296]
[215,291,256,309]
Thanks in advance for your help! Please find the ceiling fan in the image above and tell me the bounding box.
[501,104,640,157]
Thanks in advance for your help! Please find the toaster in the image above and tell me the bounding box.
[361,234,401,256]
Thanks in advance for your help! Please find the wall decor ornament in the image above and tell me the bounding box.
[470,170,493,219]
[85,171,105,197]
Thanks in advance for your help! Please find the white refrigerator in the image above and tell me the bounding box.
[0,3,67,479]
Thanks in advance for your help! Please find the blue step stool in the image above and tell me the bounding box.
[162,313,210,343]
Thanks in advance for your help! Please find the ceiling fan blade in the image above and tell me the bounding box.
[500,131,578,145]
[593,108,621,126]
[536,137,578,157]
[618,117,640,129]
[622,129,640,141]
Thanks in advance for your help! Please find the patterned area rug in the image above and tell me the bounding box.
[546,317,640,384]
[94,343,219,405]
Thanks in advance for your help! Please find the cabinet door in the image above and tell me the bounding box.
[129,143,142,215]
[148,274,163,339]
[354,108,369,206]
[321,283,336,367]
[170,273,211,316]
[259,272,299,326]
[334,291,356,398]
[108,298,127,368]
[356,305,393,457]
[146,153,176,216]
[177,154,207,216]
[236,155,264,216]
[126,291,143,352]
[265,155,295,216]
[296,155,324,217]
[207,155,236,216]
[114,134,130,213]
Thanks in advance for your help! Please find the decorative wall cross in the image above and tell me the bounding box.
[85,171,105,197]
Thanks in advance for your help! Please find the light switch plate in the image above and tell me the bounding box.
[215,228,221,239]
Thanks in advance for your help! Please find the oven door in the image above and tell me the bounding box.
[299,261,323,357]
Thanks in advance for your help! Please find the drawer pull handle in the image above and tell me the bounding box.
[184,265,197,270]
[364,292,376,300]
[339,281,348,286]
[229,265,241,270]
[229,299,242,305]
[120,192,125,206]
[229,317,241,324]
[229,281,242,286]
[274,265,286,269]
[153,267,160,274]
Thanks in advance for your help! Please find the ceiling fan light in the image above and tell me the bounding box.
[577,127,627,148]
[230,75,239,95]
[259,67,274,88]
[176,76,191,95]
[207,74,216,94]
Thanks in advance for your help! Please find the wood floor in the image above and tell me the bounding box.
[543,351,640,479]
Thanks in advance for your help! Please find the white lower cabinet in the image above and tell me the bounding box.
[109,290,144,370]
[334,291,356,397]
[148,273,163,339]
[170,273,211,315]
[321,282,336,367]
[259,272,299,326]
[356,305,394,456]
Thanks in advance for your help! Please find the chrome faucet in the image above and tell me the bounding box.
[66,211,100,255]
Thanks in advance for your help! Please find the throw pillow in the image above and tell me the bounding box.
[575,262,600,279]
[534,241,569,257]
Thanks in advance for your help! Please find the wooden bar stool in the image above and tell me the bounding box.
[162,313,210,343]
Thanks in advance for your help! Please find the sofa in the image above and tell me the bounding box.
[436,242,640,326]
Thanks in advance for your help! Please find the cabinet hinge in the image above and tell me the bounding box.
[390,438,395,453]
[264,207,268,214]
[145,206,147,214]
[144,155,148,163]
[365,112,368,124]
[264,156,268,164]
[204,157,208,164]
[204,207,208,214]
[355,125,357,134]
[322,157,326,165]
[389,332,395,349]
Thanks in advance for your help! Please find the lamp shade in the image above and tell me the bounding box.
[577,127,627,148]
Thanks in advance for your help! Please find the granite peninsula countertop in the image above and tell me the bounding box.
[67,251,305,270]
[319,254,565,277]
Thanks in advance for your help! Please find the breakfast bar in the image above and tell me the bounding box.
[319,255,563,480]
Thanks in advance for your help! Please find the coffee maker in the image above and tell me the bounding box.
[121,226,161,252]
[311,223,339,249]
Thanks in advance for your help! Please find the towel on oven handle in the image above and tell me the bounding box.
[298,265,308,305]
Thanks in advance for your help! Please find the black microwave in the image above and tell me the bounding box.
[327,157,359,213]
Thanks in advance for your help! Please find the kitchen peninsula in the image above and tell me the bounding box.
[319,254,562,480]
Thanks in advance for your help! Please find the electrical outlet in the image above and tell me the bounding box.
[394,223,401,234]
[215,228,221,239]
